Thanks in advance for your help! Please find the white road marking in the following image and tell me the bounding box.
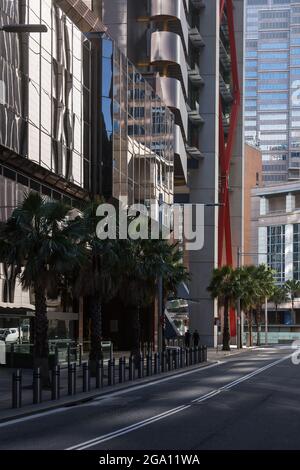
[67,352,292,450]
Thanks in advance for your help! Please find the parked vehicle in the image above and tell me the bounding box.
[0,328,22,343]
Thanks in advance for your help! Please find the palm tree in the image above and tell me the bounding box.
[119,238,189,360]
[239,265,258,347]
[208,266,242,351]
[0,192,81,384]
[270,285,288,324]
[68,201,121,371]
[285,279,300,325]
[252,265,275,346]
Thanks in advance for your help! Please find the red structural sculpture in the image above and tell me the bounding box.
[218,0,241,337]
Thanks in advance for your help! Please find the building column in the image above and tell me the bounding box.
[258,226,267,265]
[285,224,293,281]
[260,197,269,216]
[286,193,295,213]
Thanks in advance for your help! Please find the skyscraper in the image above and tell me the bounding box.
[245,0,300,185]
[88,0,245,347]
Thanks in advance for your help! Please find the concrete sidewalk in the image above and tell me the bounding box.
[0,346,254,423]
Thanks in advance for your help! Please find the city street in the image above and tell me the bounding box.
[0,346,299,450]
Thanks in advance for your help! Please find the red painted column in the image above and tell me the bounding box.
[218,0,241,337]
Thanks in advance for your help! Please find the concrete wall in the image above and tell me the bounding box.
[188,0,220,347]
[244,144,262,266]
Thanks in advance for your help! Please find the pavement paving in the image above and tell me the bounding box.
[0,345,297,450]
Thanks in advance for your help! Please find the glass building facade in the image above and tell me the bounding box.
[245,0,300,184]
[0,0,92,194]
[93,34,174,207]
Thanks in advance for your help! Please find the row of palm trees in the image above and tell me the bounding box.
[208,265,300,351]
[0,192,189,382]
[208,265,274,351]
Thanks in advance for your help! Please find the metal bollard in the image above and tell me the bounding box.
[82,362,90,392]
[154,352,159,374]
[200,345,204,362]
[180,348,184,368]
[146,354,152,376]
[194,347,198,364]
[189,348,193,366]
[185,348,189,367]
[68,362,76,395]
[96,360,103,389]
[161,351,167,372]
[138,354,144,379]
[33,367,42,404]
[203,345,207,362]
[174,350,179,370]
[51,365,60,400]
[108,359,113,386]
[12,369,22,409]
[129,356,134,381]
[119,357,125,383]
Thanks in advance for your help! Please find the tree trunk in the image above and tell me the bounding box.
[34,285,50,388]
[291,299,296,325]
[249,310,253,347]
[223,297,230,351]
[131,305,141,367]
[256,307,261,346]
[89,294,102,375]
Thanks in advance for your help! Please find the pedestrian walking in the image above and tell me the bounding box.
[184,329,191,348]
[193,329,200,348]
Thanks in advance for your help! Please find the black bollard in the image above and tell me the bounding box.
[51,365,60,400]
[119,357,125,383]
[12,369,22,409]
[146,354,152,377]
[96,360,104,389]
[204,345,208,362]
[33,367,42,404]
[154,352,159,374]
[68,362,76,395]
[185,348,189,367]
[82,362,90,392]
[180,348,184,368]
[129,356,134,381]
[161,350,167,372]
[138,354,144,379]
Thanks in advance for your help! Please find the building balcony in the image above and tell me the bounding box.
[219,73,233,103]
[150,30,188,96]
[188,25,205,48]
[186,144,203,159]
[150,0,189,54]
[188,63,204,87]
[159,76,188,139]
[174,124,187,183]
[219,39,231,72]
[190,0,205,9]
[187,102,204,126]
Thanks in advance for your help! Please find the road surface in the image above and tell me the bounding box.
[0,346,299,450]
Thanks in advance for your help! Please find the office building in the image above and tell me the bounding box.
[0,0,175,342]
[88,0,245,346]
[245,0,300,185]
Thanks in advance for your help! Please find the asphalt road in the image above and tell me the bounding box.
[0,345,299,450]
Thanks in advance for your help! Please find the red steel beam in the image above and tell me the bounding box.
[218,0,241,337]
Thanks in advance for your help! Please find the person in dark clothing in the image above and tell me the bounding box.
[184,329,191,348]
[193,329,200,347]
